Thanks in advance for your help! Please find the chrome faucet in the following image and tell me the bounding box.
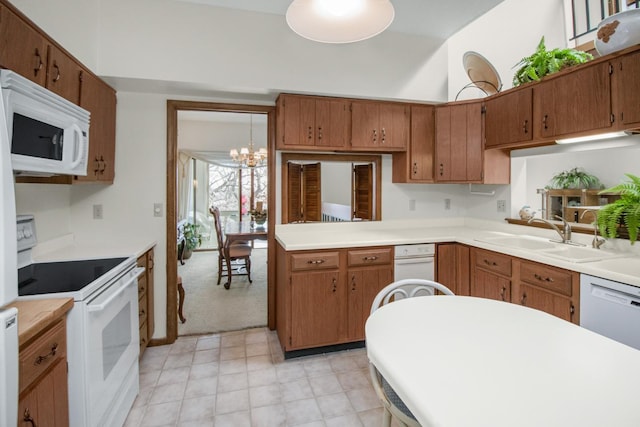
[527,215,579,245]
[580,209,606,249]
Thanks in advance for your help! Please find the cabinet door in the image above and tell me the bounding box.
[518,283,575,322]
[436,243,470,296]
[46,44,82,104]
[410,105,435,181]
[347,266,393,341]
[0,5,48,86]
[485,88,533,148]
[315,98,350,149]
[351,101,379,149]
[464,103,483,182]
[277,95,316,148]
[378,103,409,150]
[471,268,511,302]
[535,62,612,139]
[77,71,117,183]
[19,359,69,427]
[613,51,640,128]
[435,106,451,181]
[290,270,344,349]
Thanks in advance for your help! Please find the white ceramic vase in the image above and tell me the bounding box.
[595,8,640,56]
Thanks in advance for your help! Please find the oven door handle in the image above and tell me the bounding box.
[87,267,145,313]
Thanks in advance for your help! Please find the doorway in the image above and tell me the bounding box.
[166,101,276,343]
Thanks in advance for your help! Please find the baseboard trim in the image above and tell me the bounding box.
[284,341,365,359]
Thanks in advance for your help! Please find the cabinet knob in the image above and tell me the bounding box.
[523,119,529,134]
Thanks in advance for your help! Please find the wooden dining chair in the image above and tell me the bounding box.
[368,279,455,427]
[210,206,253,290]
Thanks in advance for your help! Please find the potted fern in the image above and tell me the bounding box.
[512,37,593,87]
[597,173,640,244]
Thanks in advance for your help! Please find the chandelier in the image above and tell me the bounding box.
[229,114,267,168]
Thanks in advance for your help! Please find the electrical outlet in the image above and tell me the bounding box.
[409,199,416,211]
[93,204,103,220]
[154,203,163,217]
[497,200,506,212]
[444,198,451,210]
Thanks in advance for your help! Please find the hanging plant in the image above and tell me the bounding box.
[512,36,593,87]
[547,167,603,189]
[597,173,640,244]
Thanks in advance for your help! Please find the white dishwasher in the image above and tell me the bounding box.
[580,274,640,350]
[394,244,435,281]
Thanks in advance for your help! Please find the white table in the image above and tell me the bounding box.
[365,296,640,427]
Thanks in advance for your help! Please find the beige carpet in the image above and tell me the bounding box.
[177,247,267,336]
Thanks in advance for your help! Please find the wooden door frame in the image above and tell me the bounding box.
[165,100,276,345]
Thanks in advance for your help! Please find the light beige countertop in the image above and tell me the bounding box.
[30,234,156,263]
[275,218,640,287]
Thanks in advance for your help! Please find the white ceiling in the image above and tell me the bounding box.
[174,0,506,40]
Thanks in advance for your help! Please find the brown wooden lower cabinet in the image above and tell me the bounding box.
[276,244,393,352]
[138,246,155,357]
[437,244,580,324]
[18,318,69,426]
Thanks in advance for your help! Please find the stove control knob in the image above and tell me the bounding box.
[23,228,32,238]
[17,229,24,240]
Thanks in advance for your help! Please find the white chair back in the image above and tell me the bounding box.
[370,278,455,315]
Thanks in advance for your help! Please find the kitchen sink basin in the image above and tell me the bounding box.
[475,235,557,250]
[538,246,623,263]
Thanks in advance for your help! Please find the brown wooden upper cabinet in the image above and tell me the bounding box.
[77,71,117,183]
[392,104,435,183]
[611,49,640,130]
[0,3,48,86]
[533,61,612,140]
[1,0,118,184]
[276,94,350,150]
[484,87,533,149]
[435,102,483,182]
[351,100,409,151]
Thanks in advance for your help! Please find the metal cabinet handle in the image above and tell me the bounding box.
[523,119,529,134]
[332,277,337,293]
[317,126,322,140]
[534,273,554,282]
[23,408,36,427]
[483,259,498,266]
[362,256,378,261]
[521,292,527,305]
[500,286,506,301]
[34,343,58,365]
[307,259,325,265]
[412,163,418,175]
[33,48,43,75]
[372,129,377,143]
[381,128,386,144]
[543,114,548,130]
[351,275,356,291]
[99,156,106,174]
[439,163,444,176]
[307,126,313,140]
[52,63,61,82]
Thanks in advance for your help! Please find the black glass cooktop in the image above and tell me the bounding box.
[18,257,127,296]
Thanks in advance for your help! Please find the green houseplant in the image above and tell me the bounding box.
[182,222,203,258]
[512,37,593,87]
[547,167,603,189]
[597,173,640,244]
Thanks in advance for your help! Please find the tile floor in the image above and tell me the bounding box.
[125,328,393,426]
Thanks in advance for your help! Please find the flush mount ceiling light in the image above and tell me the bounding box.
[286,0,395,44]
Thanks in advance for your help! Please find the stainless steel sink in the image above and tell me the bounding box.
[475,235,557,250]
[538,246,623,263]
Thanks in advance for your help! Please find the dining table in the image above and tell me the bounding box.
[365,295,640,427]
[224,219,267,245]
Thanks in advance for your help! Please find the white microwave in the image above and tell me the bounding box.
[0,70,90,176]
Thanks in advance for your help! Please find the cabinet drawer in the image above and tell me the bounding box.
[520,261,573,296]
[347,247,392,267]
[291,251,340,271]
[474,249,512,277]
[19,319,66,393]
